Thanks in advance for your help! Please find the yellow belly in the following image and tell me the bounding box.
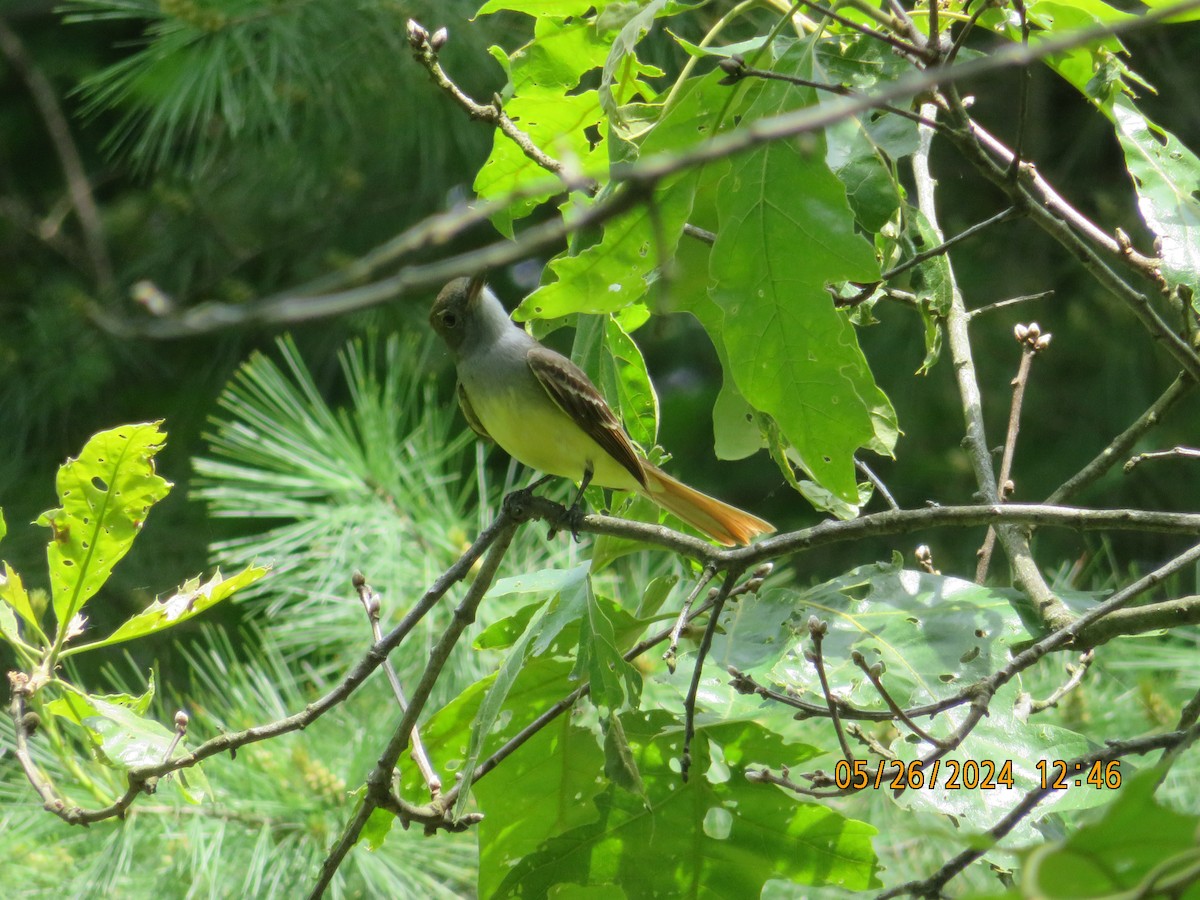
[467,382,642,491]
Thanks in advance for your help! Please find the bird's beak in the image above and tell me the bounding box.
[467,274,487,303]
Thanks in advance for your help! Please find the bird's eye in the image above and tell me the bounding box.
[441,312,458,328]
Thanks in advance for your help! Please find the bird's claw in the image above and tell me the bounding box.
[547,502,586,543]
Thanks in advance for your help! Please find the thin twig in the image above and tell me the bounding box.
[807,618,856,763]
[1049,374,1193,503]
[1026,650,1094,713]
[856,459,899,511]
[1125,445,1200,472]
[977,327,1049,582]
[664,564,718,673]
[730,63,942,129]
[794,0,928,60]
[0,19,113,292]
[407,21,598,196]
[882,207,1019,282]
[310,520,518,898]
[353,572,441,797]
[852,652,949,748]
[1006,0,1032,182]
[914,103,1069,627]
[967,290,1053,320]
[963,116,1166,287]
[681,571,742,781]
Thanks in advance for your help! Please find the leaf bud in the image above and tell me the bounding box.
[431,27,449,52]
[406,19,429,48]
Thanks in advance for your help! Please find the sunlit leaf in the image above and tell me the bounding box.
[37,422,172,633]
[63,565,270,655]
[1113,98,1200,308]
[709,43,895,503]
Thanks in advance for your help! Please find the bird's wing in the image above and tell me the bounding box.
[526,345,647,489]
[457,382,492,441]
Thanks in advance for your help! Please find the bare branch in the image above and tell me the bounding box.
[1125,445,1200,472]
[88,1,1200,339]
[913,103,1069,628]
[0,19,113,292]
[976,324,1051,582]
[1050,374,1193,503]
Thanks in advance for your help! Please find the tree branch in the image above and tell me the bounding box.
[1048,373,1193,503]
[0,17,113,292]
[88,0,1200,339]
[913,103,1069,629]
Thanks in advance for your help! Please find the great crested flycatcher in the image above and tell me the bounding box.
[430,276,774,546]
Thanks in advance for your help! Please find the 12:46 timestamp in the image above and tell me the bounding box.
[1037,759,1122,790]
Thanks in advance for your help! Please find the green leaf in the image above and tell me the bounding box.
[0,507,5,543]
[61,565,270,656]
[907,206,954,374]
[1113,98,1200,307]
[1140,0,1200,21]
[452,580,591,821]
[362,802,396,851]
[37,422,173,634]
[603,710,648,799]
[601,315,659,449]
[0,596,19,652]
[476,0,608,16]
[891,684,1096,845]
[0,562,47,645]
[597,0,672,130]
[572,579,643,711]
[634,573,678,619]
[709,560,1035,708]
[474,716,608,898]
[708,43,895,503]
[490,711,880,895]
[473,14,611,233]
[46,688,179,770]
[1020,769,1200,896]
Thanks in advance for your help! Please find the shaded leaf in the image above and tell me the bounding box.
[1020,769,1199,896]
[491,711,879,896]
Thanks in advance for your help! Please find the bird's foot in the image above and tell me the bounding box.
[549,501,587,543]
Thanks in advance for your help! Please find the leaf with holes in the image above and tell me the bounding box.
[1114,98,1200,310]
[890,683,1097,846]
[708,557,1035,710]
[37,423,173,636]
[61,565,269,656]
[488,711,879,896]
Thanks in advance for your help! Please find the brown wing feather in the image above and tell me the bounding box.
[527,346,647,489]
[457,382,492,441]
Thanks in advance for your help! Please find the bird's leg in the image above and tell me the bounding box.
[524,473,555,494]
[548,463,593,542]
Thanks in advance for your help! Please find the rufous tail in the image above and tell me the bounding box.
[642,465,774,546]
